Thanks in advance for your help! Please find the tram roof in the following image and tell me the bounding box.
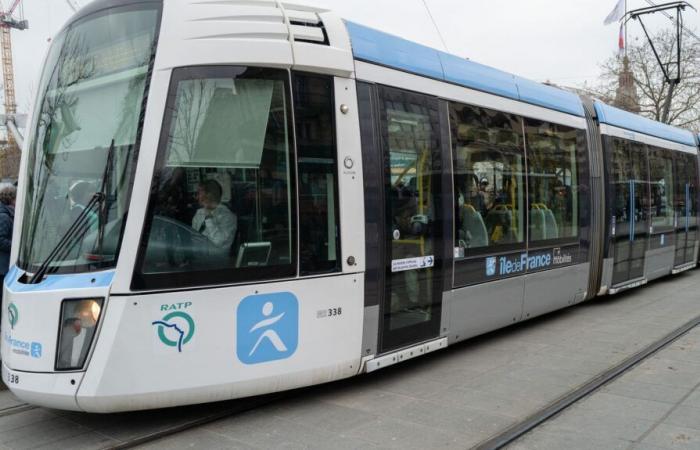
[345,21,586,118]
[594,102,697,147]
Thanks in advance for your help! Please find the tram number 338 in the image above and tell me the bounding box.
[7,373,19,385]
[317,307,343,319]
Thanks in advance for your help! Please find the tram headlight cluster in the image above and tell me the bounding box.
[56,298,104,371]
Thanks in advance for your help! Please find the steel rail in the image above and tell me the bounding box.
[0,402,35,417]
[104,393,285,450]
[473,313,700,450]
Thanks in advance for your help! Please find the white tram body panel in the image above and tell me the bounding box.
[2,0,367,412]
[79,275,364,412]
[2,0,699,413]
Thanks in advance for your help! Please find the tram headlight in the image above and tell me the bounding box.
[56,298,104,371]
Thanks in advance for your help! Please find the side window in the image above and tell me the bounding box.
[134,66,296,289]
[648,146,674,230]
[293,73,341,275]
[450,103,526,258]
[524,119,582,243]
[675,152,699,230]
[687,153,698,228]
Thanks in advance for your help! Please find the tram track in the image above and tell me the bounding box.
[102,393,286,450]
[108,313,700,450]
[474,313,700,450]
[0,402,35,418]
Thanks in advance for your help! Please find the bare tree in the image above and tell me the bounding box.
[593,28,700,131]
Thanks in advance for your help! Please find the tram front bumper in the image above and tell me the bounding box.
[2,362,83,411]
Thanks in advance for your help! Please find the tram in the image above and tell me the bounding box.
[1,0,698,412]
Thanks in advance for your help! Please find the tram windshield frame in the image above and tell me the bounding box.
[17,3,162,275]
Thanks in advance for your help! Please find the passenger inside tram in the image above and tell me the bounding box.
[451,104,582,260]
[191,179,237,250]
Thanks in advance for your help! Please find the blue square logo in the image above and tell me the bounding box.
[237,292,299,365]
[30,342,42,358]
[486,257,497,276]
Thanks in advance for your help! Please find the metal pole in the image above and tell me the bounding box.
[661,80,677,123]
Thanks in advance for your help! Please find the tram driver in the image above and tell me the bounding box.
[191,179,237,251]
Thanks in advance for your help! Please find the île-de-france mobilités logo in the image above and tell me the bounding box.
[7,303,18,330]
[237,292,298,365]
[152,307,195,353]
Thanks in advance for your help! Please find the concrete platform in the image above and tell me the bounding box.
[138,271,700,450]
[509,326,700,450]
[0,271,699,449]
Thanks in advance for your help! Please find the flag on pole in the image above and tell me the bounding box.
[618,24,625,56]
[604,0,626,25]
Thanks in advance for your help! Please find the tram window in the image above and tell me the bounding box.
[293,73,341,275]
[675,152,699,229]
[648,147,674,229]
[450,103,526,258]
[524,119,582,243]
[686,153,698,228]
[135,66,296,289]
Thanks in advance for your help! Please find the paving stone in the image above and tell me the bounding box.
[682,390,700,409]
[539,408,657,442]
[0,416,91,449]
[575,392,674,421]
[640,423,700,449]
[317,385,414,415]
[137,428,259,450]
[0,391,23,410]
[517,352,612,376]
[345,416,480,449]
[267,398,378,433]
[626,362,700,389]
[506,429,630,450]
[381,397,514,438]
[367,372,450,400]
[628,443,673,450]
[32,432,120,450]
[0,408,56,434]
[500,363,593,390]
[429,386,541,419]
[662,405,700,431]
[602,380,692,405]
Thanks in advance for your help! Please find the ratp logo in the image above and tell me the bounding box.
[237,292,298,365]
[152,310,195,353]
[486,257,497,277]
[7,303,18,330]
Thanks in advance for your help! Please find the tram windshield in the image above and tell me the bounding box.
[18,6,160,274]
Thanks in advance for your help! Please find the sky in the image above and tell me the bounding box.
[8,0,700,116]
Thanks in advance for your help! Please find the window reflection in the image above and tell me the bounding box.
[138,67,295,287]
[524,119,582,242]
[648,147,674,229]
[450,104,526,256]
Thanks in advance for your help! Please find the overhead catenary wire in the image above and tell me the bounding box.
[421,0,450,53]
[644,0,700,43]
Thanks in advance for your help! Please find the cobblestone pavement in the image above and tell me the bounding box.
[508,325,700,450]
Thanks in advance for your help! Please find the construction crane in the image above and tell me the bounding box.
[0,0,26,178]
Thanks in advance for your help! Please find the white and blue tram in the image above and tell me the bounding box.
[1,0,698,412]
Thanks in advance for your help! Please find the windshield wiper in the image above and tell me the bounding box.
[28,191,104,284]
[27,139,116,284]
[93,139,116,257]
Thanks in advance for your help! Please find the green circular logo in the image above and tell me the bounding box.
[153,311,195,352]
[7,303,18,330]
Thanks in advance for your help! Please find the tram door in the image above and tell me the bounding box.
[378,86,443,352]
[610,139,649,286]
[674,152,699,267]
